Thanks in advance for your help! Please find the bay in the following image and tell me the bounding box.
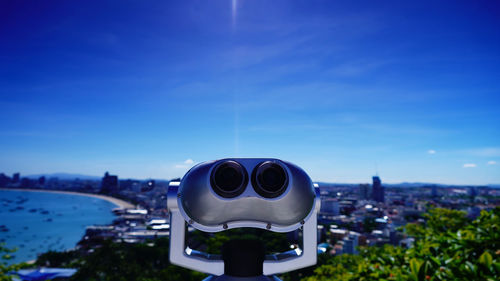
[0,190,118,265]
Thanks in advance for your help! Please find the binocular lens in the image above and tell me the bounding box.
[253,162,288,198]
[211,161,247,198]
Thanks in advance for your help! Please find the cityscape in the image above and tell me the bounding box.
[1,170,499,263]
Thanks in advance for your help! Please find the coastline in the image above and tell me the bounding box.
[0,188,135,209]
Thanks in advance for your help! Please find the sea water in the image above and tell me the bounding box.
[0,190,118,265]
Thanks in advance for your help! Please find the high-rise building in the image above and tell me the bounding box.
[342,233,359,254]
[38,176,46,186]
[12,173,20,183]
[359,184,370,200]
[0,173,11,187]
[371,176,384,203]
[101,172,119,194]
[431,185,438,198]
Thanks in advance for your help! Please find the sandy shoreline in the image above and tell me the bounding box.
[0,188,135,209]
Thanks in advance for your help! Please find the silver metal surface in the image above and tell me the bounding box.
[177,158,316,232]
[168,184,225,276]
[166,159,322,278]
[263,200,318,275]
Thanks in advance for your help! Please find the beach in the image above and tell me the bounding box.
[0,189,127,264]
[1,188,134,209]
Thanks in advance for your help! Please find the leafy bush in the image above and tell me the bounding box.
[0,244,29,281]
[301,207,500,281]
[72,238,205,281]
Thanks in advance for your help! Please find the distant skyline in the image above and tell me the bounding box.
[1,1,499,184]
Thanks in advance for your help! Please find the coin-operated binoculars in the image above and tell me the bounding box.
[167,158,321,281]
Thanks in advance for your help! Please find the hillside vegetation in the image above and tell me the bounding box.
[2,207,498,281]
[300,208,499,281]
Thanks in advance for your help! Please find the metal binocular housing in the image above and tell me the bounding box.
[167,158,321,278]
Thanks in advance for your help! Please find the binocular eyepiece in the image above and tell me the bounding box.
[176,158,316,232]
[211,160,288,199]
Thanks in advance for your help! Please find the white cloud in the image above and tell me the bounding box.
[487,160,497,165]
[463,163,477,168]
[174,159,194,169]
[428,150,436,154]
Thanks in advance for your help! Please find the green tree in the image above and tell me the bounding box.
[0,244,28,281]
[71,238,205,281]
[36,238,205,281]
[302,207,500,281]
[189,228,290,255]
[36,250,81,268]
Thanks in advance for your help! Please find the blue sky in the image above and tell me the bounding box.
[1,0,499,184]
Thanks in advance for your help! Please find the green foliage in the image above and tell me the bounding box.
[35,238,204,281]
[190,228,290,254]
[0,244,28,281]
[422,208,468,234]
[71,238,205,281]
[8,207,498,281]
[301,207,500,281]
[36,250,81,268]
[30,228,289,281]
